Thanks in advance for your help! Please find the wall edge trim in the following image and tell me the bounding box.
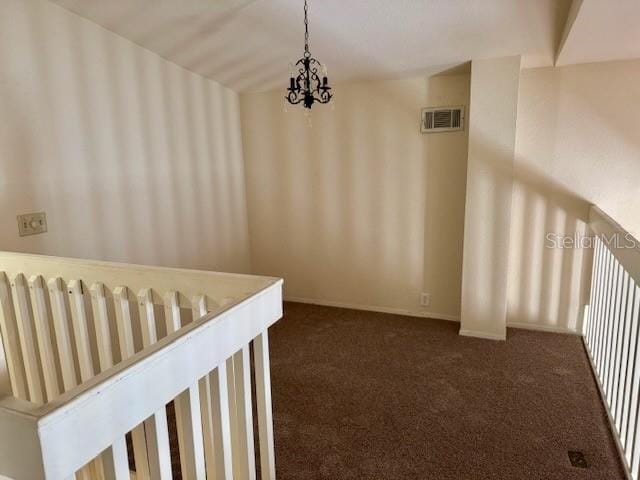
[507,321,580,336]
[458,328,506,341]
[283,296,460,322]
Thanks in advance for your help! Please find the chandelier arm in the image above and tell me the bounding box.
[286,91,306,104]
[314,88,332,103]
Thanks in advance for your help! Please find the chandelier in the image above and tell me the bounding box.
[286,0,333,110]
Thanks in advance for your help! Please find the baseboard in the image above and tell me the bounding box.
[284,296,460,322]
[458,328,506,341]
[283,297,580,337]
[507,321,580,336]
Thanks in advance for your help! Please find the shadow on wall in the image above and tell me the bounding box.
[0,0,250,273]
[504,62,640,332]
[465,126,590,333]
[508,157,591,332]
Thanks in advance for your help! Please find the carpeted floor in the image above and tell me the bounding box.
[268,302,626,480]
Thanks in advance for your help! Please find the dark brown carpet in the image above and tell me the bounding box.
[268,302,626,480]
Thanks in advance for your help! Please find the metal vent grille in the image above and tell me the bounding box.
[568,451,588,469]
[421,106,465,133]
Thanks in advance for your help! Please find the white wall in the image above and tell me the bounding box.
[241,74,470,320]
[459,56,521,340]
[514,59,640,237]
[507,58,640,332]
[0,0,251,273]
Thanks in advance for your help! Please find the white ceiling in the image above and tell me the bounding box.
[556,0,640,66]
[51,0,571,92]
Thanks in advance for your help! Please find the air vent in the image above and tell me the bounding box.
[421,106,465,133]
[568,450,588,469]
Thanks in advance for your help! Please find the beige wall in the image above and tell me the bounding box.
[507,59,640,332]
[241,74,470,320]
[460,56,521,340]
[0,0,251,273]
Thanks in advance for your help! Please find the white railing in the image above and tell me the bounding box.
[584,207,640,480]
[0,252,283,480]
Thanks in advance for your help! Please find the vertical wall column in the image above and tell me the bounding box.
[459,56,521,341]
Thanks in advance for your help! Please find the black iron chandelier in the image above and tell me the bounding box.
[286,0,333,110]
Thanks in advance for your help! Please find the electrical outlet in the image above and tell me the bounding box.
[420,293,431,308]
[17,212,47,237]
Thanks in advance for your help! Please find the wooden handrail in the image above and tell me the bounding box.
[589,206,640,285]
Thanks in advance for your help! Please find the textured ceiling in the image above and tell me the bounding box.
[556,0,640,66]
[50,0,571,92]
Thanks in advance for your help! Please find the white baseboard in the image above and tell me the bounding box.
[284,296,460,322]
[283,296,581,337]
[458,328,506,341]
[507,321,580,336]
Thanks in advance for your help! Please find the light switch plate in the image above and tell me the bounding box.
[17,212,47,237]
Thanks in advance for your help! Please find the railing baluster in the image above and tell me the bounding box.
[591,238,606,358]
[193,295,217,480]
[0,272,28,400]
[102,438,130,480]
[47,277,83,480]
[254,330,276,480]
[592,243,607,367]
[10,273,44,404]
[606,263,623,402]
[138,288,173,480]
[114,286,151,480]
[164,291,206,480]
[586,239,602,349]
[210,361,234,480]
[68,280,95,383]
[67,279,102,479]
[233,345,257,480]
[631,285,640,477]
[622,285,639,449]
[603,260,620,397]
[612,271,630,421]
[90,283,130,480]
[48,278,78,391]
[620,281,638,435]
[596,250,614,376]
[625,286,640,464]
[227,353,242,477]
[28,275,60,402]
[91,282,114,369]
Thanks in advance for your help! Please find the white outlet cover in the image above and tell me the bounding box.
[420,293,431,307]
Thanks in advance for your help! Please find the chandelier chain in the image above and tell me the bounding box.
[304,0,310,56]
